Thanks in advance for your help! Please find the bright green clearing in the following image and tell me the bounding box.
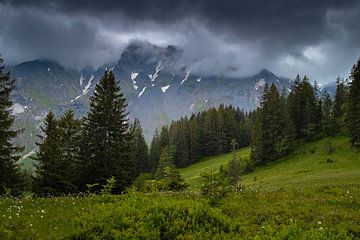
[180,136,360,189]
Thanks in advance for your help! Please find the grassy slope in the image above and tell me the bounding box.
[180,136,360,189]
[178,147,251,189]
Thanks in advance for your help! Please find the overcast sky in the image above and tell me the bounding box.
[0,0,359,83]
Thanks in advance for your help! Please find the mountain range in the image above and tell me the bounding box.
[9,41,335,156]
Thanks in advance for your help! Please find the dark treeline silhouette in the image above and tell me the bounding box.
[149,105,254,169]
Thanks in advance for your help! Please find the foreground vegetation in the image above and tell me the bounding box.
[1,135,359,239]
[1,186,359,239]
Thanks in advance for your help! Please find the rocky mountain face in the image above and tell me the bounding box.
[10,42,292,155]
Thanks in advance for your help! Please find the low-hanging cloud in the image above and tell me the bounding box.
[0,0,359,83]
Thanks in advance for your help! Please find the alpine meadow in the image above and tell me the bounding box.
[1,1,360,239]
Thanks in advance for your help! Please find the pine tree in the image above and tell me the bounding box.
[217,105,227,154]
[287,75,318,139]
[32,111,63,195]
[333,76,348,132]
[347,58,360,148]
[80,70,135,193]
[57,110,82,192]
[131,118,150,173]
[251,84,292,164]
[204,108,218,156]
[0,56,24,195]
[189,115,201,164]
[149,129,161,171]
[321,93,335,136]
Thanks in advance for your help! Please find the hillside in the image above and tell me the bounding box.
[180,136,360,189]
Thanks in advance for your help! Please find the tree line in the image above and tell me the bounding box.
[148,105,254,169]
[251,59,359,164]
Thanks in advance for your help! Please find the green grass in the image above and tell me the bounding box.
[240,136,360,188]
[180,136,360,189]
[179,147,250,189]
[1,136,360,239]
[1,187,360,239]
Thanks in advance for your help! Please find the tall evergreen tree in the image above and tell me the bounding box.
[32,111,63,195]
[57,110,82,191]
[287,75,318,139]
[321,93,335,136]
[149,129,161,171]
[0,56,23,195]
[131,119,150,173]
[80,70,135,193]
[251,84,292,164]
[347,58,360,148]
[333,76,348,132]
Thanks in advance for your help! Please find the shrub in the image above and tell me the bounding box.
[200,167,231,205]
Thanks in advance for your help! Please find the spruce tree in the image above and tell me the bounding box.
[333,76,348,132]
[287,75,318,139]
[251,84,291,164]
[0,56,23,195]
[32,111,62,195]
[189,115,201,164]
[57,110,82,192]
[149,129,161,171]
[131,118,150,173]
[80,70,135,193]
[321,93,335,136]
[347,58,360,148]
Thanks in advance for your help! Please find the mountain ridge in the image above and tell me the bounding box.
[10,42,295,154]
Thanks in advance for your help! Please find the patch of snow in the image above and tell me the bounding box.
[205,99,209,103]
[133,85,138,90]
[151,83,155,87]
[79,73,85,86]
[83,74,94,94]
[254,78,266,90]
[47,68,50,72]
[131,72,139,81]
[71,74,94,102]
[138,86,146,98]
[287,88,292,92]
[181,69,191,85]
[149,61,162,82]
[24,105,29,109]
[161,85,170,93]
[196,78,201,82]
[276,78,280,83]
[11,103,25,114]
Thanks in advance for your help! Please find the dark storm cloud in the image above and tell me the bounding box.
[0,0,360,82]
